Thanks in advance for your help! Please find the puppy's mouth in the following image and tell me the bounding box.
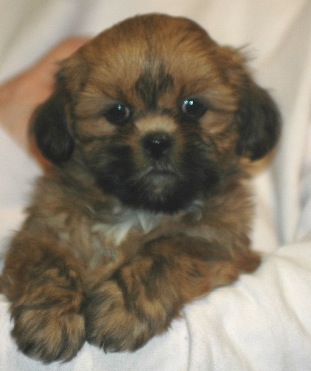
[94,146,215,213]
[121,162,192,212]
[133,162,181,189]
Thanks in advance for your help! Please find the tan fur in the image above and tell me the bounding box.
[0,14,279,363]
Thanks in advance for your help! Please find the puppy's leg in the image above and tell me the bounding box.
[84,234,260,352]
[3,231,85,363]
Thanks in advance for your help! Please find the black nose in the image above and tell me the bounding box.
[142,132,173,159]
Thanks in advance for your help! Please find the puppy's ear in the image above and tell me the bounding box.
[31,86,74,165]
[30,56,87,165]
[235,76,280,161]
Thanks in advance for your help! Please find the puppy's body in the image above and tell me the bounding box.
[1,14,279,363]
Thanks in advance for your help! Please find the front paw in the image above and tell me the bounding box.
[11,304,85,363]
[84,280,166,352]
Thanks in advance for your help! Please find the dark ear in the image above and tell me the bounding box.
[235,77,281,161]
[30,87,74,165]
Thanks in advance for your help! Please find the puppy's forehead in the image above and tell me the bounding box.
[79,14,222,102]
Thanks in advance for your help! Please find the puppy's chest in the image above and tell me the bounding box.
[54,198,203,270]
[88,203,202,262]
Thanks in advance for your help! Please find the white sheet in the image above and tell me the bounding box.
[0,1,311,369]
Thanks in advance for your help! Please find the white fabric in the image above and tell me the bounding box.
[0,0,311,369]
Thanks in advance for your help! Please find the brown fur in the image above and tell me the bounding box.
[1,14,280,363]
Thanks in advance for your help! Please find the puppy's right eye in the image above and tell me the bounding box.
[180,98,208,120]
[104,103,132,125]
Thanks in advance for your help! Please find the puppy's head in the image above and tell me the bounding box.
[31,14,280,213]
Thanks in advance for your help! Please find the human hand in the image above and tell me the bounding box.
[0,38,88,150]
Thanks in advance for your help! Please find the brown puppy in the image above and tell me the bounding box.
[1,14,280,363]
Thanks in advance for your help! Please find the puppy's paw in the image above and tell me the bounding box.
[84,280,164,352]
[12,305,85,363]
[9,264,86,363]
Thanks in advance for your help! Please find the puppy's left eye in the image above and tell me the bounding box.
[104,103,132,125]
[181,98,208,119]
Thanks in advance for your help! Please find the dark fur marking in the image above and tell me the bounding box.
[135,63,174,109]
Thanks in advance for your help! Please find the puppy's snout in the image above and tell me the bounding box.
[142,132,173,159]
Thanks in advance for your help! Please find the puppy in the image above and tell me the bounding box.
[1,14,280,363]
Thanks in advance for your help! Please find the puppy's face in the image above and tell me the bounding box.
[32,14,279,213]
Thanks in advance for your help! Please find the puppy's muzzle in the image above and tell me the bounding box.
[142,132,173,160]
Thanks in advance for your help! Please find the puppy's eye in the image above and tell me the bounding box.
[181,98,208,119]
[104,103,132,125]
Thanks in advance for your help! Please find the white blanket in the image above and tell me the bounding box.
[0,1,311,370]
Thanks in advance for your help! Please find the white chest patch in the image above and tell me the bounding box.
[91,209,162,247]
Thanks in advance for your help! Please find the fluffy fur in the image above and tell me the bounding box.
[1,14,280,363]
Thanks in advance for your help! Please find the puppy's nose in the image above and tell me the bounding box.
[142,132,173,159]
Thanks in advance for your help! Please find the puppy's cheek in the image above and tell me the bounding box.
[84,142,135,191]
[200,113,240,166]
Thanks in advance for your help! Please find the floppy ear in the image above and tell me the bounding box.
[235,76,281,161]
[30,55,88,165]
[30,86,74,165]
